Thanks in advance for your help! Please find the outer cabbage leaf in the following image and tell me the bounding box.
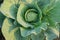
[37,0,54,10]
[0,0,19,19]
[2,18,21,40]
[20,22,47,37]
[44,28,59,40]
[31,32,45,40]
[2,18,30,40]
[49,0,60,22]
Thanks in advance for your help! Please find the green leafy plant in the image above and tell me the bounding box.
[0,0,59,40]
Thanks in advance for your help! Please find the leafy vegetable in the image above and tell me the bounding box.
[0,0,59,40]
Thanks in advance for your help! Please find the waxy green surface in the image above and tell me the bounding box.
[0,0,60,40]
